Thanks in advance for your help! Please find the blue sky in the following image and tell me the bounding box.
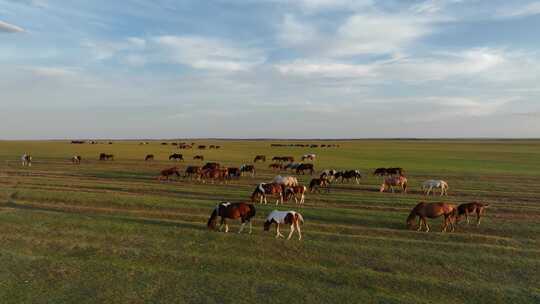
[1,0,539,139]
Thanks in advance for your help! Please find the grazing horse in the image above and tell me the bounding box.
[457,202,489,226]
[272,175,299,187]
[226,167,241,179]
[406,202,457,232]
[169,153,184,161]
[309,177,329,193]
[21,154,32,167]
[207,202,256,234]
[202,162,220,170]
[380,176,408,193]
[251,183,284,205]
[145,154,154,161]
[422,180,449,196]
[264,210,304,240]
[184,166,202,179]
[301,154,316,161]
[284,185,307,204]
[158,167,180,181]
[240,164,256,177]
[296,163,314,175]
[340,170,362,184]
[200,168,227,183]
[198,145,206,150]
[387,167,404,176]
[193,155,204,161]
[72,155,82,164]
[373,168,387,176]
[99,153,114,161]
[284,162,302,171]
[320,169,337,182]
[254,155,266,163]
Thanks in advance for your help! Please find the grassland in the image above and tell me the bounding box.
[0,139,539,304]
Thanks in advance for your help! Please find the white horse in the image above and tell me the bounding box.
[21,154,32,167]
[264,210,304,240]
[422,180,449,196]
[301,154,316,161]
[272,175,299,187]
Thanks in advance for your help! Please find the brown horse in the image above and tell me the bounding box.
[200,168,228,183]
[284,185,307,204]
[457,202,489,226]
[309,177,329,193]
[184,166,202,179]
[406,202,457,232]
[145,154,154,161]
[158,167,180,181]
[251,183,284,205]
[202,162,220,170]
[380,176,407,193]
[207,202,256,233]
[269,163,283,171]
[193,155,204,161]
[99,153,114,161]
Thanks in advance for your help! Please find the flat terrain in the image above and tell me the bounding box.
[0,140,539,303]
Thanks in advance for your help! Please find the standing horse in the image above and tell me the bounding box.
[184,166,201,179]
[406,202,457,232]
[457,202,489,226]
[193,155,204,161]
[207,202,256,234]
[284,185,307,204]
[240,164,256,177]
[251,183,284,205]
[380,176,408,193]
[99,153,114,161]
[254,155,266,163]
[72,155,82,164]
[340,170,362,184]
[309,177,329,193]
[21,154,32,166]
[169,153,184,161]
[264,210,304,240]
[301,154,316,161]
[158,167,180,181]
[422,180,449,196]
[296,163,314,175]
[145,154,154,161]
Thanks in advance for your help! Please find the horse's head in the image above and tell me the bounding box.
[263,220,273,231]
[406,214,417,230]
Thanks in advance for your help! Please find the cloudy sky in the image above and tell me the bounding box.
[1,0,539,139]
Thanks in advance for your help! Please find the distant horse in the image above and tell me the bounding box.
[284,185,307,205]
[226,167,241,179]
[380,176,408,193]
[251,183,284,205]
[320,169,337,182]
[284,162,302,171]
[373,168,387,176]
[264,210,304,240]
[272,175,299,187]
[145,154,154,161]
[387,167,404,176]
[240,164,256,177]
[309,177,329,193]
[21,154,32,167]
[422,180,449,196]
[200,168,227,183]
[254,155,266,163]
[193,155,204,161]
[457,202,489,226]
[301,154,316,161]
[184,166,202,179]
[169,153,184,161]
[72,155,82,164]
[158,167,180,181]
[269,163,283,171]
[340,170,362,184]
[406,202,457,232]
[207,202,256,234]
[198,145,206,150]
[99,153,114,161]
[296,163,314,175]
[202,162,220,170]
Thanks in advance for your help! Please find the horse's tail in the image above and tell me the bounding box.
[207,206,219,230]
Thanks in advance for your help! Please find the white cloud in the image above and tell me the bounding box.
[154,35,265,72]
[0,20,25,33]
[25,66,78,78]
[496,2,540,18]
[82,37,146,61]
[277,14,318,47]
[275,60,374,78]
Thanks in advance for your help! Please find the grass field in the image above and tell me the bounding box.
[1,139,539,303]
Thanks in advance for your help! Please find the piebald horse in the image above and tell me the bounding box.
[251,183,284,205]
[457,202,489,226]
[406,202,457,232]
[21,154,32,167]
[72,155,82,164]
[284,185,307,204]
[422,179,449,196]
[264,210,304,240]
[207,202,256,234]
[380,176,408,193]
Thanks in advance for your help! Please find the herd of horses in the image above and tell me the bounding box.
[17,149,489,240]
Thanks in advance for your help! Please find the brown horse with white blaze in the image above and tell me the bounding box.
[406,202,457,232]
[207,202,256,233]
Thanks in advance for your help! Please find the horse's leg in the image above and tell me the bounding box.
[476,210,482,226]
[416,217,422,231]
[287,224,295,240]
[424,218,430,232]
[218,218,225,231]
[296,222,302,240]
[238,221,246,234]
[249,221,253,234]
[276,224,283,238]
[442,216,448,232]
[465,211,470,225]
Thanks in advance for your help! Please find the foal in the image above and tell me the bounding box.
[264,210,304,240]
[457,202,489,226]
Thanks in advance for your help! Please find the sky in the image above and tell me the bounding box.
[1,0,539,139]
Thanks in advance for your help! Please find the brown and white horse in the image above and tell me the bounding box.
[240,164,256,177]
[380,175,408,193]
[71,155,82,164]
[309,177,329,193]
[264,210,304,240]
[284,185,307,204]
[457,202,489,226]
[251,183,284,205]
[207,202,256,233]
[301,154,316,161]
[406,202,457,232]
[21,154,32,166]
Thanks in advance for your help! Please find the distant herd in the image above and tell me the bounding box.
[17,141,489,240]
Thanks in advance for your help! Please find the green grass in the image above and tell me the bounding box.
[1,139,539,303]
